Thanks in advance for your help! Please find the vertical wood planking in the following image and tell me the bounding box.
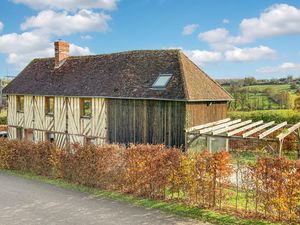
[107,99,186,148]
[186,102,228,127]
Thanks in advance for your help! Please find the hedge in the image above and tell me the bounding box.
[0,116,7,125]
[0,139,300,223]
[229,109,300,124]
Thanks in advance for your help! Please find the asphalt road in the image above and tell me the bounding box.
[0,172,210,225]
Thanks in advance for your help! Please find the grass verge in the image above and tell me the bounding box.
[0,169,284,225]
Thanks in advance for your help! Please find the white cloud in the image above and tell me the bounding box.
[199,28,229,44]
[185,49,223,65]
[239,4,300,42]
[225,46,276,62]
[198,3,300,52]
[70,44,92,56]
[222,19,229,24]
[21,9,111,36]
[81,35,93,40]
[0,21,3,32]
[5,40,92,69]
[12,0,117,11]
[0,31,92,69]
[182,24,199,35]
[198,28,236,51]
[257,62,300,74]
[0,32,49,54]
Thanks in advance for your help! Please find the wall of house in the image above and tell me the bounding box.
[7,95,228,148]
[185,101,228,127]
[107,99,186,148]
[7,95,107,147]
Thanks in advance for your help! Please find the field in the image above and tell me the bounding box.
[223,84,298,111]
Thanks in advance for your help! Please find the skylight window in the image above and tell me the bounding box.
[152,74,172,89]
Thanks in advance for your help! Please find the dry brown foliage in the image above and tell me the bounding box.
[1,139,300,223]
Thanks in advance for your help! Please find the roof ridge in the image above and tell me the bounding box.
[32,49,182,61]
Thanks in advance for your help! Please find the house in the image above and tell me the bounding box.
[3,41,232,148]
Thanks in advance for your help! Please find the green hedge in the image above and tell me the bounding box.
[228,110,300,124]
[0,116,7,125]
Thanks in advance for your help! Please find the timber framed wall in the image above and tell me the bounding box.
[7,95,228,148]
[107,99,186,148]
[7,95,107,147]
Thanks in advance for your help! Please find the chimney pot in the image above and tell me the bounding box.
[54,41,69,68]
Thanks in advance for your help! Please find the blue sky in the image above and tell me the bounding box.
[1,0,300,79]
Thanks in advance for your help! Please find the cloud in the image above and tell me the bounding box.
[184,50,223,65]
[225,46,276,61]
[198,28,236,51]
[0,31,92,70]
[222,18,229,24]
[182,24,199,35]
[0,21,3,32]
[21,9,111,36]
[12,0,117,11]
[257,62,300,74]
[0,32,49,54]
[4,39,92,69]
[239,4,300,42]
[81,35,93,40]
[69,44,92,55]
[198,4,300,52]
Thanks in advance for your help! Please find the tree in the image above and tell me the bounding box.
[280,91,293,109]
[294,97,300,111]
[290,82,298,90]
[287,75,293,83]
[244,77,257,86]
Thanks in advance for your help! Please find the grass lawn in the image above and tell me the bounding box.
[1,169,284,225]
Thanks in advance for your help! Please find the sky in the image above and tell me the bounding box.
[1,0,300,79]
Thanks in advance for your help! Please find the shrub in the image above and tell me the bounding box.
[0,116,7,125]
[229,109,300,124]
[1,139,300,223]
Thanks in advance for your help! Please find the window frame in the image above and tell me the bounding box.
[80,98,92,118]
[16,95,24,112]
[45,97,55,115]
[151,74,172,89]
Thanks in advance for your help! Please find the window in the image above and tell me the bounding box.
[16,127,23,140]
[152,74,172,89]
[46,132,55,143]
[45,97,54,115]
[80,98,92,117]
[25,129,33,141]
[16,96,24,112]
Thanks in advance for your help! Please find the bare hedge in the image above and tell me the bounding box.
[0,139,300,223]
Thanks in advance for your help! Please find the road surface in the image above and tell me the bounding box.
[0,172,209,225]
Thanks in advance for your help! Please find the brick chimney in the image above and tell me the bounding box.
[54,40,69,68]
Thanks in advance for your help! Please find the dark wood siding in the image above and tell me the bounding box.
[186,101,228,127]
[107,99,186,148]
